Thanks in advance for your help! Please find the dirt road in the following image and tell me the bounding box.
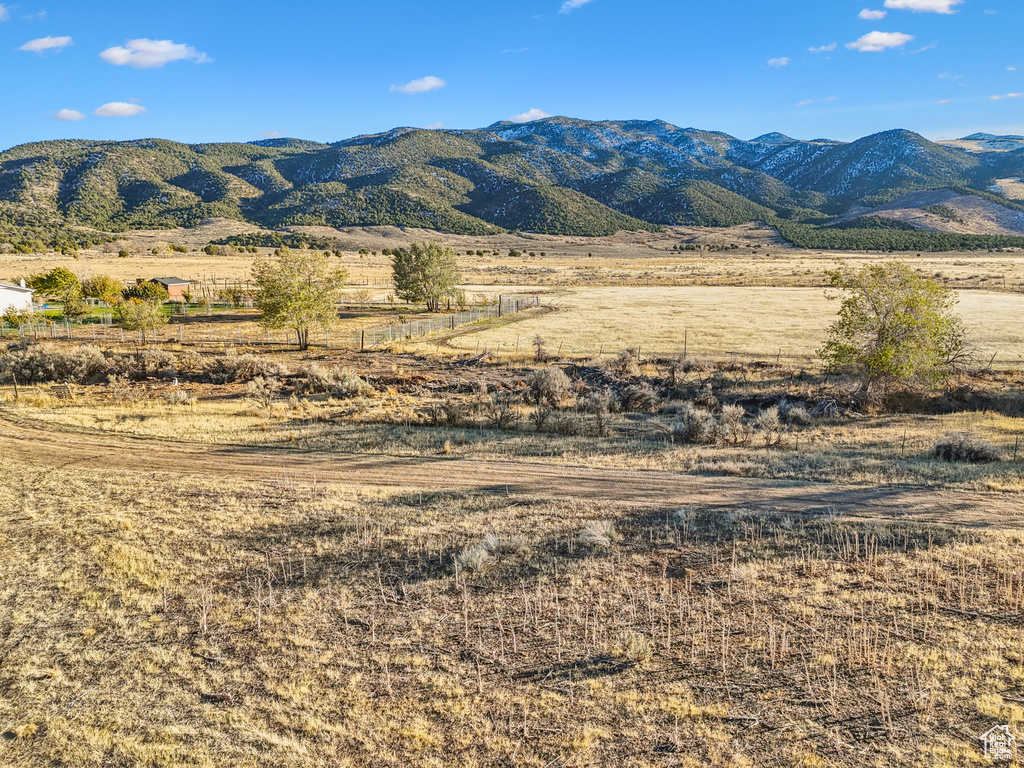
[2,414,1021,528]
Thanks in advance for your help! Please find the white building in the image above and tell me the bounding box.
[0,280,35,314]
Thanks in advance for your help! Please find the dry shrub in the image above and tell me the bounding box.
[621,382,660,413]
[530,405,554,431]
[294,363,338,394]
[694,385,719,410]
[105,349,179,380]
[611,348,641,377]
[673,404,720,445]
[933,432,1001,463]
[332,370,374,399]
[613,631,653,666]
[162,388,194,406]
[581,386,619,415]
[550,412,583,436]
[532,335,549,363]
[177,349,204,374]
[2,343,107,384]
[485,396,519,430]
[527,367,571,406]
[784,405,813,425]
[718,403,752,445]
[428,398,467,427]
[755,406,787,446]
[107,373,142,404]
[206,353,287,384]
[246,376,278,411]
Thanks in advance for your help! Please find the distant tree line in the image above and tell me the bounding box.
[774,219,1024,252]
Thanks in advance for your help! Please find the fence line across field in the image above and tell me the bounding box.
[0,295,542,350]
[358,296,540,349]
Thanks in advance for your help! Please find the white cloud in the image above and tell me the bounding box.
[94,102,146,117]
[990,93,1024,100]
[259,130,284,139]
[938,99,954,104]
[0,5,9,21]
[809,43,837,53]
[796,99,814,107]
[824,95,837,101]
[510,108,551,123]
[559,0,594,13]
[767,57,790,68]
[425,122,444,129]
[846,31,914,52]
[1009,66,1017,72]
[859,9,888,19]
[100,39,210,68]
[884,0,962,13]
[19,35,72,53]
[54,109,85,121]
[390,75,446,95]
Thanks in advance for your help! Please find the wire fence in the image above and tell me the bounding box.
[0,295,542,350]
[357,296,540,349]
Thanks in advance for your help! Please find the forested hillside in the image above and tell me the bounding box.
[2,118,1024,250]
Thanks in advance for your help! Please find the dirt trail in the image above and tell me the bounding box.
[2,414,1021,528]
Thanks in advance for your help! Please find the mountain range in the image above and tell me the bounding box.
[2,117,1024,248]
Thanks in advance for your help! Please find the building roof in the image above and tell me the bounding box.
[150,277,190,286]
[0,282,35,293]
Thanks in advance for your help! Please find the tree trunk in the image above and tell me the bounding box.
[297,328,309,351]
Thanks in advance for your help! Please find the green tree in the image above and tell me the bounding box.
[28,267,79,299]
[81,275,125,306]
[252,247,348,351]
[115,298,169,338]
[819,262,969,400]
[390,241,462,312]
[28,268,86,322]
[123,281,170,303]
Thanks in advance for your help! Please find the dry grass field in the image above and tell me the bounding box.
[4,456,1024,767]
[5,222,1024,292]
[447,287,1024,364]
[3,234,1024,767]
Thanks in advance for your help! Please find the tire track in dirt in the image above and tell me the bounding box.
[2,414,1021,529]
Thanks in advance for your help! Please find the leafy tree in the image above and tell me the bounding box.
[252,247,348,350]
[123,281,170,303]
[82,275,124,306]
[819,262,969,400]
[390,241,462,312]
[28,268,86,321]
[28,268,79,299]
[115,298,169,337]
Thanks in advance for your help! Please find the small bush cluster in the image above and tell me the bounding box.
[1,343,107,384]
[293,363,373,399]
[621,382,660,412]
[246,376,278,411]
[526,367,571,406]
[933,432,1001,463]
[205,353,288,384]
[162,388,194,406]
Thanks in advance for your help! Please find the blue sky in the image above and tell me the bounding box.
[1,0,1021,150]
